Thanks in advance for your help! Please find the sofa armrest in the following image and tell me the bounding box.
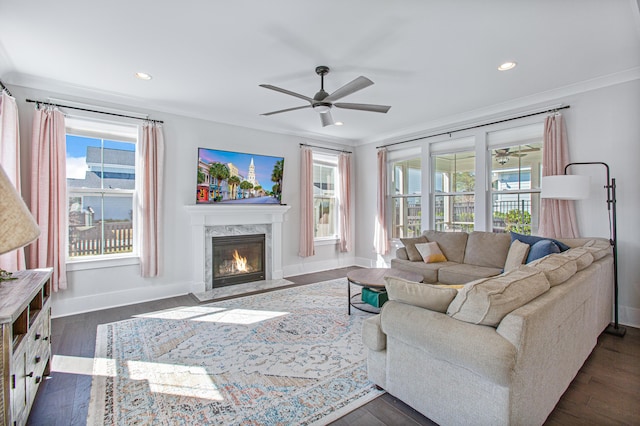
[362,314,386,351]
[380,301,516,386]
[396,247,409,260]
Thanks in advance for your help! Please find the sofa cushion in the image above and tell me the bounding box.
[511,231,570,252]
[583,239,611,260]
[528,254,578,286]
[526,239,561,263]
[400,236,428,261]
[424,230,468,263]
[385,276,458,313]
[415,242,447,263]
[463,231,511,268]
[390,258,457,284]
[447,267,550,327]
[560,247,594,271]
[362,314,386,351]
[504,239,530,272]
[438,263,503,285]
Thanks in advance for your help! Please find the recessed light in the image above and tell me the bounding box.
[498,62,517,71]
[335,121,344,126]
[135,72,152,80]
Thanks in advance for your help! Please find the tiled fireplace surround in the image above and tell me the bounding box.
[185,205,291,292]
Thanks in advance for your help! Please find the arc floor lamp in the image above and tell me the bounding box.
[541,162,626,337]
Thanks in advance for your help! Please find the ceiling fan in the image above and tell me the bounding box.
[494,146,540,165]
[259,66,391,127]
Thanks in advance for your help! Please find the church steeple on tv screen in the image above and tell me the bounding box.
[196,148,284,205]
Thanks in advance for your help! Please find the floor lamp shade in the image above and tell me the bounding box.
[0,165,40,255]
[541,175,590,200]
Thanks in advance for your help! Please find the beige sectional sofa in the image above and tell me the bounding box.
[363,231,613,426]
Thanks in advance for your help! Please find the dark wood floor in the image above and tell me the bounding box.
[27,267,639,425]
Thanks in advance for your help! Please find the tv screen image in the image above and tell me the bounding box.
[196,148,284,204]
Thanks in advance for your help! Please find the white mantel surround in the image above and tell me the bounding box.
[185,204,291,293]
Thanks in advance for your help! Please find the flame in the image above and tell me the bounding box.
[233,250,248,272]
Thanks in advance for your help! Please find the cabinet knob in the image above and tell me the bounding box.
[43,336,49,341]
[35,376,42,384]
[26,372,34,378]
[35,356,41,363]
[35,333,41,340]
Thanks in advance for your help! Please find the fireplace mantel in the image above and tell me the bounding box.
[185,204,291,292]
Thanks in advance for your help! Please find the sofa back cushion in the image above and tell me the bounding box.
[400,236,428,261]
[527,254,577,286]
[464,231,511,268]
[447,266,550,327]
[424,230,468,263]
[561,247,594,271]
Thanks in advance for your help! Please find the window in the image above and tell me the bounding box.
[313,154,338,239]
[391,157,421,238]
[65,118,138,259]
[490,142,543,235]
[433,151,475,232]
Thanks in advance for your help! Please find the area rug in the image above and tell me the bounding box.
[87,278,383,425]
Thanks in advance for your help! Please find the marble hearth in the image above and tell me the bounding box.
[185,204,291,293]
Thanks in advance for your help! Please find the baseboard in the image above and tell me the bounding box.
[51,281,194,318]
[620,304,640,329]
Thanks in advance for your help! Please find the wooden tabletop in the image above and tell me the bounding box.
[347,268,422,289]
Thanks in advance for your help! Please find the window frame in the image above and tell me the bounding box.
[65,117,140,269]
[389,155,422,239]
[312,152,340,244]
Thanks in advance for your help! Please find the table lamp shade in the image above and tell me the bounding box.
[541,175,591,200]
[0,165,40,255]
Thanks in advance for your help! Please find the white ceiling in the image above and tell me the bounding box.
[1,0,639,145]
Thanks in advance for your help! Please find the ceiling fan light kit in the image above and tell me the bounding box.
[260,65,391,127]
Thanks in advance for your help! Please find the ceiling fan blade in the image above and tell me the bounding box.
[259,84,314,103]
[320,111,335,127]
[324,76,374,102]
[260,105,311,116]
[334,102,391,113]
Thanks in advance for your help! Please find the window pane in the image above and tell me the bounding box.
[313,161,337,239]
[434,151,475,193]
[392,158,421,195]
[314,197,336,238]
[491,143,542,191]
[492,192,540,235]
[434,194,475,232]
[391,196,421,238]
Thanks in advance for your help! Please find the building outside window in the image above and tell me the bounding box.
[313,153,338,239]
[66,118,138,258]
[391,157,421,238]
[433,150,475,232]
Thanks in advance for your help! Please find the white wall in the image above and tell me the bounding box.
[11,85,355,317]
[354,79,640,328]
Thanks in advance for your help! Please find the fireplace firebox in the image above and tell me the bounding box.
[212,234,266,287]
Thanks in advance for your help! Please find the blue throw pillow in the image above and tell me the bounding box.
[510,232,570,252]
[526,240,561,263]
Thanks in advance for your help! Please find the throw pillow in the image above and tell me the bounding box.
[527,254,578,286]
[415,241,448,263]
[446,267,550,327]
[510,231,570,252]
[400,236,428,261]
[526,239,561,263]
[385,276,458,313]
[504,239,530,272]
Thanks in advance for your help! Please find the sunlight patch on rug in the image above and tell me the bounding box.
[87,278,383,425]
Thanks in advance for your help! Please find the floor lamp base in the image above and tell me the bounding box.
[605,322,626,337]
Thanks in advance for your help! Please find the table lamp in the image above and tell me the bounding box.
[0,164,41,281]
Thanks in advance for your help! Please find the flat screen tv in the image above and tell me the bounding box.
[196,147,284,204]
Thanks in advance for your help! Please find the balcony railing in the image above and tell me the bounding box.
[69,221,133,257]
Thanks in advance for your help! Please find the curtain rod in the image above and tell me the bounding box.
[299,143,352,154]
[25,98,164,124]
[0,79,13,97]
[377,105,570,149]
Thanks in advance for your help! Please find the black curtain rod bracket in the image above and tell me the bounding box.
[25,99,164,124]
[0,79,13,97]
[377,105,570,149]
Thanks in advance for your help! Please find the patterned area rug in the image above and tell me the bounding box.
[87,278,383,425]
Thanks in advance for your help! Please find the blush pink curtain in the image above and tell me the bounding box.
[0,91,27,271]
[138,122,165,277]
[338,152,351,252]
[539,113,580,238]
[298,147,314,257]
[374,148,389,255]
[29,107,67,290]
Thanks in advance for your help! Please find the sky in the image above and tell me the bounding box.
[198,148,283,185]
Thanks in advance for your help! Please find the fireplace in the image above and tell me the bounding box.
[212,234,266,287]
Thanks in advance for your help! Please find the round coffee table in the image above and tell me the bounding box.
[347,268,423,314]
